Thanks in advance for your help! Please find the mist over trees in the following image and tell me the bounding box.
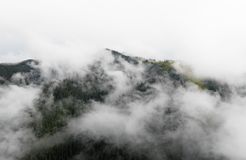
[0,50,241,160]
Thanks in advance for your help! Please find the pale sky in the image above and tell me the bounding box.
[0,0,246,81]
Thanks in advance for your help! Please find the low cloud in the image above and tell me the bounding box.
[1,0,246,81]
[0,85,40,160]
[1,1,246,159]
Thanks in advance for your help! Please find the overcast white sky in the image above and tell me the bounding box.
[0,0,246,81]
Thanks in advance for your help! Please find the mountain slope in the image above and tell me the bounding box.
[0,49,232,160]
[0,59,41,85]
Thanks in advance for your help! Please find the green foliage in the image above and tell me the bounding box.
[203,80,231,98]
[152,60,175,72]
[108,49,139,65]
[0,59,38,80]
[186,76,231,98]
[31,98,85,138]
[31,66,113,138]
[186,76,206,89]
[22,136,149,160]
[53,79,109,102]
[22,137,83,160]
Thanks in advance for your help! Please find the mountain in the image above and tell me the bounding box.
[0,49,232,160]
[0,59,41,85]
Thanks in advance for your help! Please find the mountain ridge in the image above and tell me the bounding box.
[0,49,233,160]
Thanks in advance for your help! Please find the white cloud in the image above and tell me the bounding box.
[0,85,40,160]
[1,0,246,80]
[1,1,246,159]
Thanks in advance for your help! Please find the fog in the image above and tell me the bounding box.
[1,0,246,160]
[0,85,39,160]
[1,0,246,80]
[0,49,246,160]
